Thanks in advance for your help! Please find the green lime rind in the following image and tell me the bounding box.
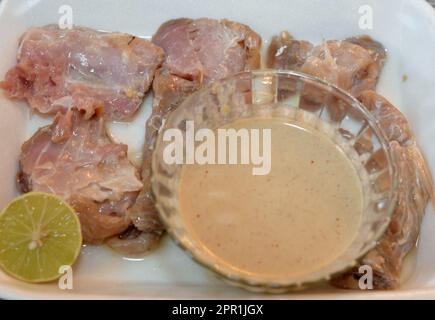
[0,192,82,283]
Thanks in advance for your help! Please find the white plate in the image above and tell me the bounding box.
[0,0,434,299]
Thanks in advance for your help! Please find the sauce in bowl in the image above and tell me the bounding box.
[179,117,363,281]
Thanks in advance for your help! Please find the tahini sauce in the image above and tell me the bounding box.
[179,117,363,280]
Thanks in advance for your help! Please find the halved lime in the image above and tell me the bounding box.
[0,192,82,283]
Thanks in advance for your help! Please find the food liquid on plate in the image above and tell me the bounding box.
[179,117,363,280]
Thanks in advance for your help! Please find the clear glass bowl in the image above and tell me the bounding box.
[151,70,398,292]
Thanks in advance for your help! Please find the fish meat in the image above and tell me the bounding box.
[267,32,386,97]
[120,18,262,255]
[330,91,434,289]
[152,18,261,83]
[1,25,164,120]
[18,109,143,243]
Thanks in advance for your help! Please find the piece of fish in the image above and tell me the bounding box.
[330,91,434,289]
[18,109,143,243]
[1,25,164,120]
[120,18,262,255]
[267,32,386,97]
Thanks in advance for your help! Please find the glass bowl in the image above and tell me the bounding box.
[151,70,398,292]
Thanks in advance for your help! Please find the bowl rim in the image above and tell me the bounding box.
[151,69,399,292]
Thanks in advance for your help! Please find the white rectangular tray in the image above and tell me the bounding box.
[0,0,434,299]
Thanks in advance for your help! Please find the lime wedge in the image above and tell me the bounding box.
[0,192,82,283]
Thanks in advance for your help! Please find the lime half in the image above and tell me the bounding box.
[0,192,82,283]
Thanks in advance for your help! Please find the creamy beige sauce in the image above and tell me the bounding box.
[179,117,363,280]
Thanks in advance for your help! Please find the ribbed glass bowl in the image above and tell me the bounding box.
[151,70,398,292]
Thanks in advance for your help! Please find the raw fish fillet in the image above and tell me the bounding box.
[1,25,164,120]
[331,91,434,289]
[267,32,386,97]
[18,109,143,243]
